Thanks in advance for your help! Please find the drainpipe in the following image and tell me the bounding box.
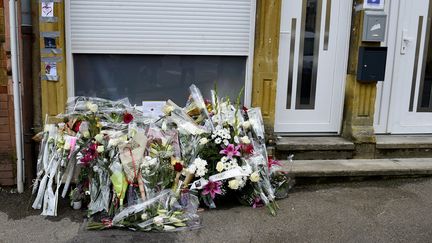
[9,0,24,193]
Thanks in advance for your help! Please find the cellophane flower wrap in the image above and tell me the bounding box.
[31,85,294,231]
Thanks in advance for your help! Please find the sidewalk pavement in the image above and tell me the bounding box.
[286,158,432,177]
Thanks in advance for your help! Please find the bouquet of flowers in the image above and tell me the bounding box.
[31,84,293,231]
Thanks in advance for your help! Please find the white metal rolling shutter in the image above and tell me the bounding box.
[70,0,254,56]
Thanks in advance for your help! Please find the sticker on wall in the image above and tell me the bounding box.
[42,37,62,54]
[44,37,56,48]
[41,57,62,82]
[44,62,58,81]
[40,2,58,22]
[41,2,54,17]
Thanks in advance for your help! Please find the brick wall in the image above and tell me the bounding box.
[0,0,15,186]
[0,86,15,186]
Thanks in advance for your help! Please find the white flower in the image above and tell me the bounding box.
[216,162,224,172]
[163,105,174,115]
[86,102,98,112]
[229,160,238,168]
[228,179,240,190]
[58,123,65,129]
[153,216,164,226]
[221,156,228,163]
[240,136,251,144]
[242,121,251,130]
[250,171,260,182]
[141,213,148,220]
[237,176,246,188]
[223,162,231,170]
[192,157,208,177]
[63,142,71,151]
[97,146,104,153]
[94,134,104,143]
[234,136,240,144]
[188,164,197,174]
[108,138,119,148]
[199,137,209,145]
[223,139,229,146]
[83,131,90,138]
[215,137,222,144]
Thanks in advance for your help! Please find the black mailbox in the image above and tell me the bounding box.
[357,46,387,82]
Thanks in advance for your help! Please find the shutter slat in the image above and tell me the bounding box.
[70,0,253,55]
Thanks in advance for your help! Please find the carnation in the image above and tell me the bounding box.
[192,158,208,177]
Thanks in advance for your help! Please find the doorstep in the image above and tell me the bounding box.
[285,158,432,177]
[275,136,355,160]
[376,135,432,158]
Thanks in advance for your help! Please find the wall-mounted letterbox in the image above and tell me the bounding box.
[362,11,387,42]
[357,46,387,82]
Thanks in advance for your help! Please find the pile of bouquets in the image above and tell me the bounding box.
[31,84,294,231]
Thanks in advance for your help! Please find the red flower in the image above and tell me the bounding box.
[123,112,134,124]
[174,162,183,172]
[241,144,254,155]
[72,120,82,133]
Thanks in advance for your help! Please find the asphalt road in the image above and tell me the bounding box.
[1,177,432,243]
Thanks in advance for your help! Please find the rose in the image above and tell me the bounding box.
[72,120,82,133]
[94,134,104,143]
[228,179,239,190]
[250,171,260,182]
[216,162,224,172]
[240,136,251,144]
[97,145,104,153]
[242,121,251,130]
[123,112,134,124]
[174,162,183,172]
[86,102,98,112]
[199,137,208,145]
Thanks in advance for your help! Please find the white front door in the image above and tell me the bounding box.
[386,0,432,133]
[274,0,351,133]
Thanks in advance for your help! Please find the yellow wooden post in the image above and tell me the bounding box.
[251,0,282,132]
[39,1,67,118]
[342,1,380,158]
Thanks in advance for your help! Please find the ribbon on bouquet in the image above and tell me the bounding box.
[190,166,251,190]
[209,167,250,182]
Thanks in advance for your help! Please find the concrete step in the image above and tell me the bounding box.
[284,158,432,177]
[376,135,432,158]
[275,136,355,160]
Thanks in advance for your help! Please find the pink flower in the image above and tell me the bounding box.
[220,144,241,159]
[252,197,264,208]
[268,157,282,170]
[202,180,222,199]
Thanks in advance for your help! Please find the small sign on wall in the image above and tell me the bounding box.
[41,2,54,17]
[44,62,59,81]
[363,0,385,10]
